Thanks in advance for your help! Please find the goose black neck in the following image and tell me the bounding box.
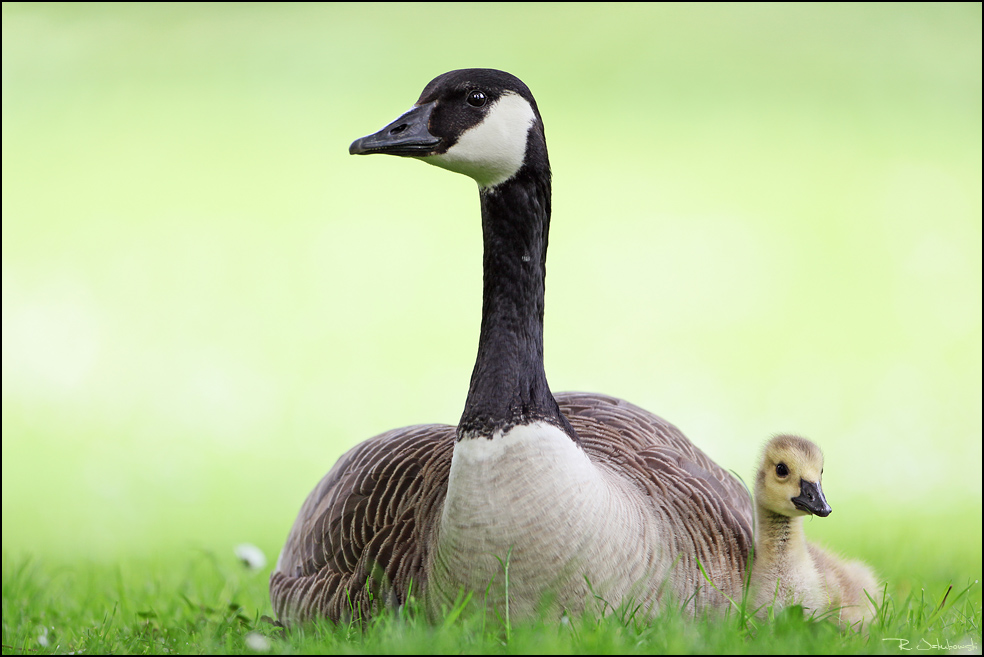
[457,167,576,442]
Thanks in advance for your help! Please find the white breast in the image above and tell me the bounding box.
[428,421,666,618]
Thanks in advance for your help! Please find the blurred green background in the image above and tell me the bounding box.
[2,2,980,585]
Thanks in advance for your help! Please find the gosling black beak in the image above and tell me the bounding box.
[349,102,440,157]
[792,479,832,517]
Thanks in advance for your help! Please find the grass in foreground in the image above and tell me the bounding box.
[2,549,980,655]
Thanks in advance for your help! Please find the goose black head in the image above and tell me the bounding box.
[349,68,548,189]
[755,434,832,518]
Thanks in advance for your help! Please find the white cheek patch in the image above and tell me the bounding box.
[424,91,536,189]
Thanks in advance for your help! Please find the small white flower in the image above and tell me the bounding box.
[245,632,271,652]
[38,626,50,647]
[234,543,267,571]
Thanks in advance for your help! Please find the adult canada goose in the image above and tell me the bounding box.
[270,69,753,623]
[751,434,878,628]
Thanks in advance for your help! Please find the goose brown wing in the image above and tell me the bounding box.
[557,391,750,501]
[557,391,754,597]
[270,423,454,623]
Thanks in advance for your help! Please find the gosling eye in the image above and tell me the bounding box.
[466,90,487,107]
[776,463,789,477]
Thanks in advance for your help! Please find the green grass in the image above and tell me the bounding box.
[3,542,980,655]
[4,503,982,654]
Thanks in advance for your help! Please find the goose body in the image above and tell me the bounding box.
[751,434,878,628]
[270,69,753,623]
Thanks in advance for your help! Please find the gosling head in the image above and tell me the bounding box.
[755,434,832,518]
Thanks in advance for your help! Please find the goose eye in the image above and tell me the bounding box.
[466,90,487,107]
[776,463,789,477]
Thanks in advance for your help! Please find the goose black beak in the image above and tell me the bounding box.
[349,102,440,157]
[792,479,832,517]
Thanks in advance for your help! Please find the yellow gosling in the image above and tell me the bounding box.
[751,434,878,630]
